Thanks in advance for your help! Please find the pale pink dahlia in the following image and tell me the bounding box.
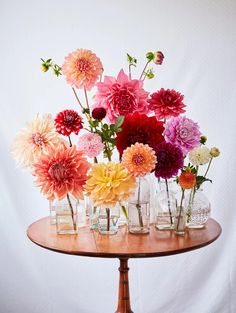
[62,49,103,90]
[94,69,149,123]
[164,116,201,155]
[77,133,104,158]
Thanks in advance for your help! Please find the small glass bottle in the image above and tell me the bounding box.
[128,176,150,234]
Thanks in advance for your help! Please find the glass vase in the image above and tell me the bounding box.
[49,200,56,224]
[128,176,150,234]
[174,205,186,235]
[55,194,78,235]
[98,205,120,235]
[155,179,176,230]
[185,189,211,228]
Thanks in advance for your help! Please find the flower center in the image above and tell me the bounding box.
[48,162,68,182]
[113,89,136,114]
[76,58,91,73]
[178,127,189,139]
[128,132,148,146]
[31,133,44,146]
[132,153,145,165]
[64,112,75,126]
[157,150,169,164]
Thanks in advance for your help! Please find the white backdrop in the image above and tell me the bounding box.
[1,0,236,312]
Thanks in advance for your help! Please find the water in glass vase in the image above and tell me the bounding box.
[128,201,150,234]
[98,207,120,235]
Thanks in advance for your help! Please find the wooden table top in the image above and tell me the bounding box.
[27,217,221,259]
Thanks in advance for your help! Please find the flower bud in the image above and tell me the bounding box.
[153,51,164,65]
[92,107,107,120]
[210,147,220,157]
[146,52,154,61]
[200,135,207,145]
[41,64,49,72]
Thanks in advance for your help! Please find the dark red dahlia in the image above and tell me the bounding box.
[148,88,186,120]
[116,112,165,156]
[153,142,184,179]
[92,107,107,120]
[55,110,83,136]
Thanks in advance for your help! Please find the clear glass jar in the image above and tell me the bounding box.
[185,189,211,228]
[55,194,78,235]
[174,206,186,235]
[128,176,150,234]
[98,205,120,235]
[49,200,56,225]
[155,179,176,230]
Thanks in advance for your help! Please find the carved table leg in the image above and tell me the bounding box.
[115,258,134,313]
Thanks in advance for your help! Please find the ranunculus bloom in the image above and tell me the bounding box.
[11,114,60,168]
[116,112,164,156]
[85,162,136,207]
[153,51,164,65]
[178,171,196,189]
[164,116,201,155]
[122,143,157,177]
[62,49,103,90]
[33,144,90,200]
[55,110,83,136]
[148,88,186,120]
[153,142,184,179]
[77,133,104,158]
[94,69,149,123]
[92,107,107,120]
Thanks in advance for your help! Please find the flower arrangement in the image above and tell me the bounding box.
[12,48,220,235]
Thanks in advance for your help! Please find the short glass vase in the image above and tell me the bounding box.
[98,206,120,235]
[174,206,186,235]
[55,194,78,235]
[128,176,150,234]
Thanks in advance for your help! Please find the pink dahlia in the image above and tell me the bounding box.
[153,142,184,179]
[33,144,90,200]
[55,110,83,136]
[62,49,103,90]
[148,88,186,120]
[164,116,201,155]
[94,69,149,123]
[77,133,104,158]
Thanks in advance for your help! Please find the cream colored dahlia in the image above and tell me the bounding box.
[122,143,157,177]
[12,114,60,168]
[85,162,136,207]
[62,49,103,90]
[189,146,211,166]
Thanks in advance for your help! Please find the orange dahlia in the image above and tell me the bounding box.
[178,171,196,189]
[33,144,90,200]
[62,49,103,90]
[122,143,157,177]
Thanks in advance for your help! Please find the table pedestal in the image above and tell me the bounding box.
[115,258,133,313]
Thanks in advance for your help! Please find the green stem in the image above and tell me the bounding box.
[84,87,90,110]
[176,189,185,231]
[94,157,98,163]
[165,179,173,225]
[68,135,72,147]
[139,60,150,80]
[204,157,213,178]
[66,194,76,231]
[106,208,110,231]
[136,177,144,228]
[72,87,84,110]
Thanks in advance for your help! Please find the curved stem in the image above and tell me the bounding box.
[84,87,90,110]
[204,157,213,178]
[139,60,150,80]
[72,87,84,110]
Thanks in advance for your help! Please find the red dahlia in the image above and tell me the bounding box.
[55,110,83,136]
[116,112,164,156]
[148,88,186,120]
[92,107,106,120]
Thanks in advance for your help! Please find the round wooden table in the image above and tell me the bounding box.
[27,217,221,313]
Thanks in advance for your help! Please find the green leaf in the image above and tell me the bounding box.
[196,176,212,189]
[115,116,124,128]
[120,204,128,222]
[127,53,133,64]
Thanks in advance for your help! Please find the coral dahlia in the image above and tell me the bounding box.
[85,162,136,207]
[12,114,60,168]
[94,69,149,123]
[62,49,103,90]
[164,116,201,155]
[148,88,186,120]
[116,112,164,156]
[55,109,83,136]
[153,142,184,179]
[122,143,157,177]
[33,144,90,200]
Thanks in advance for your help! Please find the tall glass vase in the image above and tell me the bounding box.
[128,176,150,234]
[155,179,176,230]
[185,189,211,228]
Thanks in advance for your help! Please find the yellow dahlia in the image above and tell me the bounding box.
[122,143,157,177]
[85,162,136,207]
[12,114,60,168]
[62,49,103,90]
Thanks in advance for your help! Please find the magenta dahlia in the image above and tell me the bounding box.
[148,88,186,120]
[93,69,149,123]
[153,142,184,179]
[55,110,83,136]
[164,116,201,155]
